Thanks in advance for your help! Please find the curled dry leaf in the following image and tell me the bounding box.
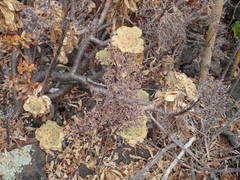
[163,68,198,102]
[17,60,36,74]
[111,26,144,54]
[155,91,185,102]
[154,71,197,112]
[173,72,198,101]
[23,95,51,117]
[36,0,79,64]
[33,84,43,96]
[4,31,32,48]
[35,120,65,151]
[154,90,186,112]
[124,0,139,12]
[57,31,79,64]
[0,0,24,32]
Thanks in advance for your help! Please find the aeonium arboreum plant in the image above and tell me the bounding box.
[78,26,148,145]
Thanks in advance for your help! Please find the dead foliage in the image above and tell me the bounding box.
[0,0,240,179]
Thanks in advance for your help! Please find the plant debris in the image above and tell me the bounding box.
[0,0,240,179]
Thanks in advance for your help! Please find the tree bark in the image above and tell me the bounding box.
[199,0,223,81]
[230,48,240,77]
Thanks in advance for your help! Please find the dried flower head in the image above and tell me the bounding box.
[111,26,144,53]
[35,120,65,151]
[23,95,51,117]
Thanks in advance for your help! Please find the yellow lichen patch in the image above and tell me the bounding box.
[120,116,148,146]
[119,89,149,146]
[23,95,51,117]
[137,89,149,101]
[111,26,144,53]
[35,120,65,151]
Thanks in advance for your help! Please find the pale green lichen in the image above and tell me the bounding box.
[96,49,111,65]
[111,26,144,54]
[137,89,149,101]
[0,145,33,180]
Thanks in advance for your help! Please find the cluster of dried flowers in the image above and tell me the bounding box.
[196,77,233,127]
[78,26,147,130]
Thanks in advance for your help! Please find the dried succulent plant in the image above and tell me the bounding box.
[35,120,65,151]
[23,95,51,117]
[111,26,144,53]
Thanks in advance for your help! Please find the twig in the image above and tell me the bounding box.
[204,134,211,160]
[41,21,68,95]
[214,155,240,161]
[227,0,240,26]
[35,69,197,117]
[167,98,199,117]
[3,138,38,152]
[97,0,111,27]
[220,130,240,147]
[89,35,110,46]
[170,136,211,170]
[46,85,73,99]
[71,37,91,74]
[2,108,17,147]
[230,47,240,77]
[148,112,167,133]
[190,157,196,180]
[201,167,240,173]
[51,72,107,93]
[131,143,176,180]
[210,147,239,155]
[9,48,21,145]
[32,35,40,64]
[221,40,240,80]
[230,76,240,97]
[161,137,196,180]
[146,98,199,118]
[210,111,240,144]
[71,0,111,74]
[200,116,211,160]
[98,23,112,32]
[11,48,18,105]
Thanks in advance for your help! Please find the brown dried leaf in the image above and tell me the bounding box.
[124,0,139,12]
[17,60,36,74]
[0,0,24,32]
